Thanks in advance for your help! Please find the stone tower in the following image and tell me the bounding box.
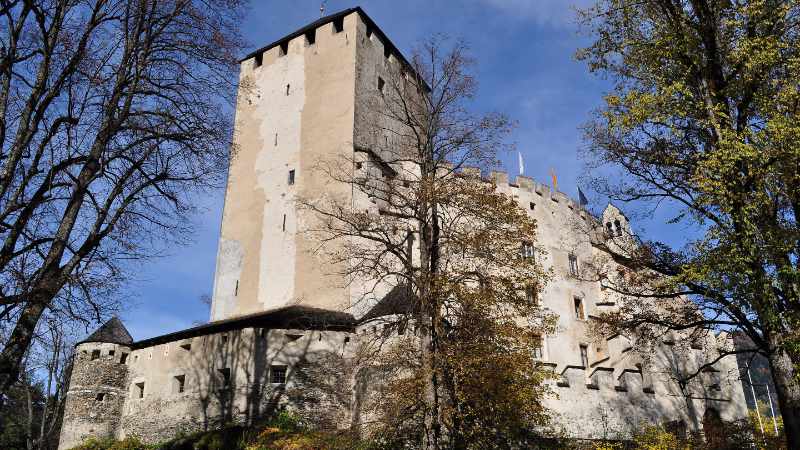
[210,8,410,321]
[59,318,133,449]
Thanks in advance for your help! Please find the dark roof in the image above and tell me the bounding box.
[80,317,133,345]
[360,285,417,323]
[132,305,356,349]
[239,7,415,73]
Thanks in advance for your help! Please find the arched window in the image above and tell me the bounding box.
[613,219,622,236]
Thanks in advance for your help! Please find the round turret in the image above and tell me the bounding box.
[58,317,133,450]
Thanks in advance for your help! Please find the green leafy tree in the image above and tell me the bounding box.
[577,0,800,446]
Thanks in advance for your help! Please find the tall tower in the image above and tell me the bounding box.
[210,8,409,321]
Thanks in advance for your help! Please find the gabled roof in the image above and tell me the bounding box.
[360,284,417,323]
[80,317,133,345]
[239,7,416,73]
[131,305,356,349]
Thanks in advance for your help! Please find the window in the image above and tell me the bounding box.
[254,52,263,68]
[274,133,278,146]
[525,285,538,305]
[135,382,145,399]
[568,253,579,276]
[221,334,228,344]
[377,76,385,94]
[332,16,344,33]
[91,350,100,361]
[580,344,589,368]
[286,84,290,95]
[109,350,115,356]
[533,336,543,359]
[606,222,613,235]
[574,297,585,320]
[366,25,373,39]
[218,368,231,388]
[288,170,295,185]
[180,342,191,351]
[174,375,186,394]
[120,353,128,364]
[529,202,535,211]
[234,280,239,296]
[521,242,535,259]
[285,333,303,342]
[305,29,316,45]
[279,41,288,56]
[96,393,106,401]
[355,161,363,170]
[270,365,287,384]
[614,219,622,236]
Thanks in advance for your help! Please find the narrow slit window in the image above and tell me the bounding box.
[580,344,589,367]
[174,375,186,394]
[120,353,128,364]
[568,253,579,276]
[305,29,316,46]
[377,76,385,94]
[614,219,622,236]
[288,170,295,185]
[282,214,286,231]
[574,297,585,320]
[286,84,290,95]
[234,280,238,296]
[135,382,145,399]
[270,365,287,384]
[384,45,391,60]
[279,41,289,56]
[254,52,263,68]
[332,17,344,33]
[274,133,278,146]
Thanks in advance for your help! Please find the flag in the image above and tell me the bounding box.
[549,168,558,191]
[518,151,524,175]
[578,187,589,206]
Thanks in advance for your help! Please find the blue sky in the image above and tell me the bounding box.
[114,0,638,341]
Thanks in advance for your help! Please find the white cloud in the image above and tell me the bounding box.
[477,0,594,27]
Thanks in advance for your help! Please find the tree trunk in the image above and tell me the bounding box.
[0,297,49,395]
[767,336,800,448]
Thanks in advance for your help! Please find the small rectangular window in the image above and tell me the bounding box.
[525,285,538,305]
[109,350,115,356]
[332,17,344,33]
[569,253,579,276]
[384,45,391,60]
[91,350,101,361]
[174,375,186,394]
[305,29,316,45]
[529,202,535,210]
[270,365,287,384]
[135,382,145,399]
[254,52,263,68]
[533,336,543,359]
[288,169,295,185]
[521,242,535,259]
[574,297,585,320]
[279,41,289,56]
[377,76,385,94]
[120,353,129,364]
[580,345,589,367]
[366,26,373,39]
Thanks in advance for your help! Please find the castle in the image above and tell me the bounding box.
[57,8,748,449]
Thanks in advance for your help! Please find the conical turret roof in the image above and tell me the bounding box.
[80,316,133,345]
